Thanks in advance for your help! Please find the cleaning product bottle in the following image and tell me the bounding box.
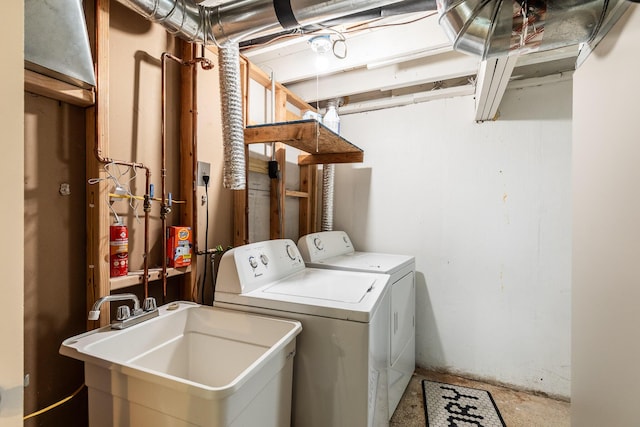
[323,100,340,135]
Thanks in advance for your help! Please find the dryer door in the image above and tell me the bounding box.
[390,271,415,364]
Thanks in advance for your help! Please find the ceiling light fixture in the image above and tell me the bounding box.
[309,35,332,55]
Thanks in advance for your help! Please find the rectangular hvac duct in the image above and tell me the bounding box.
[25,0,96,88]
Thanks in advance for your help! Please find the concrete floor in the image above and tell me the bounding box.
[391,368,570,427]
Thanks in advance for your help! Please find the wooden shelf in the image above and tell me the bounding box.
[110,266,192,291]
[244,120,364,165]
[25,69,95,107]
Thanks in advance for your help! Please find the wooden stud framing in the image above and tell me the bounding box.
[25,70,95,107]
[179,41,197,301]
[299,164,316,236]
[270,88,288,239]
[236,53,363,244]
[234,57,250,247]
[86,0,111,328]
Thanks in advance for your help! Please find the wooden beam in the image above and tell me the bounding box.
[179,41,197,301]
[299,165,312,236]
[234,55,249,247]
[249,157,269,174]
[245,121,363,154]
[286,190,309,198]
[110,266,192,291]
[287,50,478,103]
[233,187,249,246]
[86,0,111,328]
[25,70,95,107]
[246,57,316,113]
[298,151,364,166]
[270,88,288,239]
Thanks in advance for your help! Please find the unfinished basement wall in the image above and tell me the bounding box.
[193,46,234,303]
[23,94,88,426]
[107,2,182,276]
[108,4,237,305]
[21,4,220,425]
[335,81,572,398]
[572,5,640,426]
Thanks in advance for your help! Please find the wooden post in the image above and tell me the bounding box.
[179,41,197,301]
[86,0,111,328]
[299,161,319,236]
[270,88,288,239]
[233,57,249,247]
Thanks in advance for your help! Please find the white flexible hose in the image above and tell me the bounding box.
[218,42,246,190]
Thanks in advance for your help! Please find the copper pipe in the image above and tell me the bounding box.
[161,51,214,302]
[192,48,201,255]
[93,149,152,300]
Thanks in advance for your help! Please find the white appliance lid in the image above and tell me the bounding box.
[216,268,391,322]
[311,252,414,275]
[263,269,375,303]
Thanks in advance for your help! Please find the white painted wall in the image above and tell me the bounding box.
[335,82,572,397]
[572,5,640,426]
[0,1,24,425]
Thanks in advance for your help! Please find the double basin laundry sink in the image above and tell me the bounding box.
[60,301,301,427]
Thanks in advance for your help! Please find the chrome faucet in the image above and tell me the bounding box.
[88,293,158,329]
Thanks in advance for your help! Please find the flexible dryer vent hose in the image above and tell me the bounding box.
[321,164,335,231]
[218,42,246,190]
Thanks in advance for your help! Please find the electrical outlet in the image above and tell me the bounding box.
[197,161,211,187]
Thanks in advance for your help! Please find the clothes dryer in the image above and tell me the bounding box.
[298,231,415,417]
[215,239,391,427]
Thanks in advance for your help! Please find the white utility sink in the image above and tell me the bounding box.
[60,301,302,427]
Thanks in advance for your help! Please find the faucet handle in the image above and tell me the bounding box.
[116,305,131,321]
[143,297,157,312]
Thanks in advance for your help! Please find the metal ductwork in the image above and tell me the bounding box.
[25,0,96,88]
[437,0,628,59]
[118,0,408,45]
[241,0,438,48]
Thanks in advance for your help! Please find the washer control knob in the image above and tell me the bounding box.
[313,237,323,251]
[249,256,258,269]
[286,244,297,260]
[260,254,269,265]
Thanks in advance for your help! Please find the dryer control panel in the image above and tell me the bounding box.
[298,231,355,262]
[217,239,305,294]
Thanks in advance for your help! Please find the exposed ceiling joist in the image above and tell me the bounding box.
[339,84,476,115]
[239,2,611,117]
[287,50,478,103]
[243,12,446,84]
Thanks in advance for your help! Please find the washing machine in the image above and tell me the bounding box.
[215,239,392,427]
[297,231,415,417]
